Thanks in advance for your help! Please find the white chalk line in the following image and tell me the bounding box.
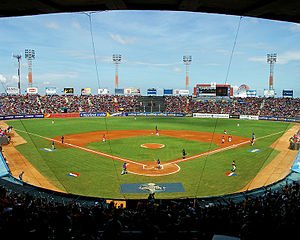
[164,130,285,166]
[15,129,144,167]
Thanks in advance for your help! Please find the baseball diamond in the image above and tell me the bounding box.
[1,117,298,199]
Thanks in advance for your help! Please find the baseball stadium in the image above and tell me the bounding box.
[1,1,300,240]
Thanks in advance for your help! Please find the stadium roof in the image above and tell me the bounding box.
[1,0,300,24]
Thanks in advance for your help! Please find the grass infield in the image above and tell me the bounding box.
[8,117,292,199]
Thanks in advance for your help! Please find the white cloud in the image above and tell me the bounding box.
[11,75,18,82]
[45,22,60,30]
[0,74,6,83]
[109,33,136,45]
[278,51,300,64]
[72,21,82,30]
[173,67,182,72]
[43,81,51,85]
[248,56,265,63]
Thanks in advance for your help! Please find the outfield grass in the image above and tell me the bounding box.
[8,117,292,199]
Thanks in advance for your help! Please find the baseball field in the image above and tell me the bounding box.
[3,117,296,199]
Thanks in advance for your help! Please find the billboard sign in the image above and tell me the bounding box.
[147,88,157,96]
[27,87,38,94]
[264,89,275,98]
[63,87,74,95]
[98,88,109,95]
[81,88,91,95]
[45,87,57,95]
[246,90,257,97]
[283,90,293,98]
[6,87,19,95]
[124,88,132,95]
[163,89,173,95]
[115,88,124,95]
[178,89,189,95]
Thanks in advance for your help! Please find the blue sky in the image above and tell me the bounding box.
[0,10,299,97]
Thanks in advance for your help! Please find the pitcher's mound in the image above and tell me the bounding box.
[141,143,165,149]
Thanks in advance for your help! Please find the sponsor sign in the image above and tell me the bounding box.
[80,112,106,117]
[6,87,19,95]
[124,88,132,95]
[115,88,124,95]
[0,114,44,120]
[27,87,38,94]
[264,89,275,98]
[98,88,109,95]
[63,87,74,94]
[163,89,173,95]
[240,115,259,120]
[193,113,229,119]
[178,89,189,95]
[81,88,91,95]
[45,87,57,95]
[246,89,257,97]
[147,88,157,96]
[283,90,293,98]
[229,114,240,119]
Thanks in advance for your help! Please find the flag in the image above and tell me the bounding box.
[68,172,80,177]
[225,171,237,177]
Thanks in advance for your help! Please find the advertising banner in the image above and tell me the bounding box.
[115,88,124,95]
[63,87,74,95]
[147,88,157,96]
[98,88,109,95]
[81,88,91,95]
[240,115,259,120]
[264,89,275,98]
[246,90,257,97]
[163,89,173,95]
[80,112,106,117]
[0,114,44,120]
[283,90,293,98]
[45,87,57,95]
[6,87,19,95]
[27,87,38,94]
[178,89,189,95]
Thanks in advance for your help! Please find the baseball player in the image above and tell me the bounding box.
[121,162,128,175]
[157,158,161,169]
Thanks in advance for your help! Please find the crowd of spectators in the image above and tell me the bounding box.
[0,181,300,239]
[0,94,299,118]
[289,130,300,150]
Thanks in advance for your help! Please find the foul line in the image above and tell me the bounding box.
[164,130,285,166]
[15,129,144,167]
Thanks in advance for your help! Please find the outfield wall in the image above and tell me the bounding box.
[0,112,298,122]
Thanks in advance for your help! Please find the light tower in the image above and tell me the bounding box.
[267,53,277,90]
[183,55,192,91]
[13,54,22,94]
[112,54,122,90]
[25,49,35,88]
